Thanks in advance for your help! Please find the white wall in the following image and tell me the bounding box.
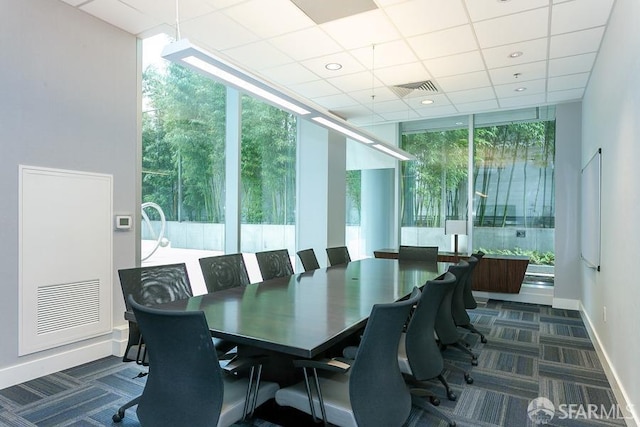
[581,0,640,420]
[0,0,138,386]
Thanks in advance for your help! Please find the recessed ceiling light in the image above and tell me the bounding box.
[497,0,511,3]
[421,99,434,105]
[325,62,342,71]
[508,51,523,59]
[514,87,527,92]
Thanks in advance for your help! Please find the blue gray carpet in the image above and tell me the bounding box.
[0,300,628,426]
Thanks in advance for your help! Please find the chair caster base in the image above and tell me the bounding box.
[447,391,457,401]
[464,374,474,384]
[430,396,441,406]
[112,409,125,423]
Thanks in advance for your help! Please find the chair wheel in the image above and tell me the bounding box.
[449,422,457,427]
[112,410,124,423]
[429,396,440,406]
[447,391,457,401]
[465,374,474,384]
[481,336,487,344]
[471,359,478,366]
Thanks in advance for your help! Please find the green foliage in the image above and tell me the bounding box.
[477,247,555,265]
[141,63,297,225]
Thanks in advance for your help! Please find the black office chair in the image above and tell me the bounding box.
[255,249,294,281]
[297,248,320,272]
[274,288,422,427]
[453,256,487,343]
[398,272,459,426]
[463,251,485,309]
[115,263,195,421]
[435,261,479,366]
[326,246,351,266]
[199,253,251,293]
[398,245,439,263]
[199,253,252,355]
[123,296,279,427]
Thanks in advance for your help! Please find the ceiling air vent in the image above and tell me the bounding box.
[390,80,439,98]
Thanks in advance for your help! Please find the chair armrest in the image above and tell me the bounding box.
[293,358,351,373]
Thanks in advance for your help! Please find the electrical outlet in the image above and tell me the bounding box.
[603,306,607,323]
[516,230,526,238]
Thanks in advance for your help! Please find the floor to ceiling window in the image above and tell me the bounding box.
[240,95,297,276]
[400,107,556,279]
[141,34,226,293]
[472,109,556,278]
[400,116,469,252]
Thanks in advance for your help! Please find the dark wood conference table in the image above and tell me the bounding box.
[150,258,448,360]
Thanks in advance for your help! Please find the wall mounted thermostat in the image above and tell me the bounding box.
[115,214,133,230]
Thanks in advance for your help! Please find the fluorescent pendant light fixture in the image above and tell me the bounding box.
[162,39,415,161]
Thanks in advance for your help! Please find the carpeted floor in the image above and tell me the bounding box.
[0,300,628,426]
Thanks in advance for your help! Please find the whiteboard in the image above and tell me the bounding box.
[581,149,601,271]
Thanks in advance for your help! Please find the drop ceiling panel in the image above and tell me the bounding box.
[321,9,401,50]
[550,27,605,58]
[349,87,401,104]
[311,93,360,109]
[456,99,499,113]
[494,79,546,98]
[301,52,366,79]
[464,0,549,22]
[551,0,614,35]
[350,40,418,70]
[373,62,431,87]
[423,51,485,78]
[223,0,313,39]
[447,87,496,104]
[121,0,214,23]
[474,8,549,48]
[269,27,342,61]
[327,72,384,93]
[291,79,342,98]
[222,41,293,70]
[489,61,547,86]
[437,71,491,93]
[548,53,596,77]
[261,62,320,86]
[499,93,546,109]
[547,88,584,103]
[482,38,549,69]
[385,0,468,38]
[182,11,259,50]
[547,73,590,92]
[408,25,477,60]
[80,0,160,35]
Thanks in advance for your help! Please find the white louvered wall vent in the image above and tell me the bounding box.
[390,80,439,98]
[37,280,101,335]
[20,165,113,356]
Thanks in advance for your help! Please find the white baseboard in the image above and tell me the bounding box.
[0,330,126,391]
[552,297,580,310]
[579,303,638,427]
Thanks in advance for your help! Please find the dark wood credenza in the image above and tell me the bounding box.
[373,249,529,294]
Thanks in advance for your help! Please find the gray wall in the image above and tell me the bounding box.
[0,0,138,373]
[581,0,640,416]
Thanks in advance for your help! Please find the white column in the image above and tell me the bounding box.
[296,120,346,267]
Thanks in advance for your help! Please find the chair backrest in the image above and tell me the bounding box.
[199,253,251,293]
[434,260,469,345]
[398,245,439,263]
[451,258,474,326]
[129,296,224,426]
[464,255,481,309]
[297,248,320,272]
[404,272,456,381]
[326,246,351,266]
[349,287,421,427]
[255,249,294,281]
[118,263,193,309]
